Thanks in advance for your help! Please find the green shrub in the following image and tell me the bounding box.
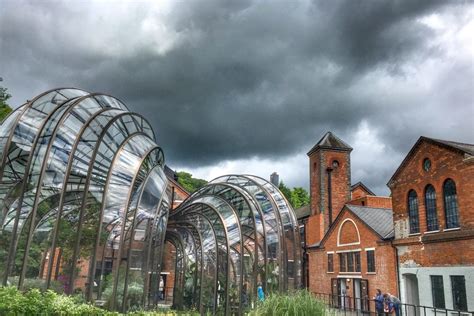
[0,286,113,315]
[249,290,326,316]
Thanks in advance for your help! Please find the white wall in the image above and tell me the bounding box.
[399,266,474,313]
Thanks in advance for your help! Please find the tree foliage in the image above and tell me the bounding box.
[176,171,208,193]
[279,181,309,209]
[0,82,12,122]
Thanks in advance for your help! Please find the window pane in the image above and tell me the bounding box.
[444,180,460,229]
[430,275,445,308]
[367,250,375,273]
[355,252,361,272]
[408,190,420,233]
[347,253,354,272]
[451,276,467,311]
[425,185,439,231]
[339,253,346,272]
[328,254,334,272]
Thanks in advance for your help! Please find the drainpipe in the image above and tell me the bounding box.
[327,167,333,226]
[395,245,401,298]
[303,219,309,288]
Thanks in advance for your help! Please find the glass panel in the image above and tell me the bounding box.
[451,276,467,311]
[444,180,460,229]
[430,275,445,309]
[425,185,439,231]
[408,190,419,234]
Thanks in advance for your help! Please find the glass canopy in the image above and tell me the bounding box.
[0,88,301,314]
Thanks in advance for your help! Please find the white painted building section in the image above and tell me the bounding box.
[399,266,474,315]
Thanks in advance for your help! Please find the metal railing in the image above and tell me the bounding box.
[312,293,473,316]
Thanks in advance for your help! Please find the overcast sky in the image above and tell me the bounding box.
[1,0,473,194]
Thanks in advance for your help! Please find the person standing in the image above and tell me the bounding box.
[257,283,265,302]
[384,293,401,316]
[373,289,384,316]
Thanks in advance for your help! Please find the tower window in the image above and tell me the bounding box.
[443,179,460,229]
[408,190,420,234]
[332,160,339,168]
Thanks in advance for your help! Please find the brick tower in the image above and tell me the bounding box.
[306,132,352,245]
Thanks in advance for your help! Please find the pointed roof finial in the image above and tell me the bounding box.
[307,131,352,156]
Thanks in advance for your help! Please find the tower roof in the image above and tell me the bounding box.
[307,131,353,156]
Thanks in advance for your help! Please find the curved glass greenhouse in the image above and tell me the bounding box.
[0,88,301,314]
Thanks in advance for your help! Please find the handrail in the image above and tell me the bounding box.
[311,292,473,316]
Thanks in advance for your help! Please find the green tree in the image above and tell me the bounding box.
[176,171,208,193]
[290,187,310,209]
[0,80,12,122]
[279,181,310,209]
[278,181,292,203]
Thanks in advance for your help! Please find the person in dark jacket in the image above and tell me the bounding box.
[373,289,384,316]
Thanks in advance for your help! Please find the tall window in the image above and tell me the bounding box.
[354,252,361,272]
[328,254,334,272]
[339,253,346,272]
[444,179,460,229]
[425,185,439,231]
[451,276,467,311]
[347,252,354,272]
[430,275,445,308]
[367,250,375,272]
[338,252,360,272]
[408,190,420,234]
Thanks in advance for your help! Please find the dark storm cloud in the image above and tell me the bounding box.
[1,0,472,193]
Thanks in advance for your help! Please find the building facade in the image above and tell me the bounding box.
[388,137,474,312]
[305,132,398,310]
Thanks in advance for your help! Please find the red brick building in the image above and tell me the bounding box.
[160,166,191,304]
[388,137,474,312]
[304,132,398,309]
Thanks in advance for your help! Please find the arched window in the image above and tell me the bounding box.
[408,190,420,234]
[443,179,460,229]
[425,185,438,231]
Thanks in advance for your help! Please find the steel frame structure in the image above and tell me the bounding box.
[0,88,301,315]
[167,175,302,315]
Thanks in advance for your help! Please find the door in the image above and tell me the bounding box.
[360,279,369,312]
[331,278,339,307]
[404,274,420,316]
[340,279,347,309]
[354,279,361,311]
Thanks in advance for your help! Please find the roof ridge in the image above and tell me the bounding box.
[423,136,474,147]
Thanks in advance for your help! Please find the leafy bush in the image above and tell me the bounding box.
[0,286,200,315]
[249,290,326,316]
[0,286,114,315]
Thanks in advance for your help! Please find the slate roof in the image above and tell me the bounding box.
[294,205,311,220]
[350,181,375,196]
[388,136,474,185]
[345,204,394,239]
[428,138,474,156]
[307,132,353,156]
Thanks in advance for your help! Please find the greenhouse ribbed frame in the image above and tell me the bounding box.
[0,88,302,314]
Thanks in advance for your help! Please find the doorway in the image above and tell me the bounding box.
[353,279,369,312]
[404,274,420,316]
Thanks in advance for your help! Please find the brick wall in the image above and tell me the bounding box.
[308,149,351,244]
[307,209,398,298]
[351,186,370,200]
[389,140,474,267]
[348,196,393,209]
